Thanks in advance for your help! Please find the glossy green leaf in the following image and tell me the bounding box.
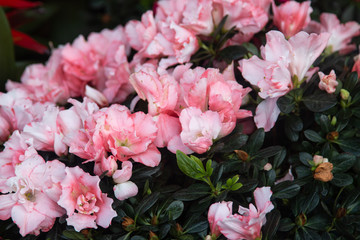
[302,92,337,112]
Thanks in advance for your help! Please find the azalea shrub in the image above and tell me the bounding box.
[1,0,360,239]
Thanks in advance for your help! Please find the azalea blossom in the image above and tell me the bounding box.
[239,30,330,131]
[0,152,66,236]
[112,161,138,201]
[57,166,117,231]
[272,1,312,38]
[208,201,233,237]
[217,187,274,240]
[305,13,360,54]
[318,70,338,94]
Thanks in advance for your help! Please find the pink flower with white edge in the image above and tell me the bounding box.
[272,1,312,38]
[112,161,138,201]
[100,105,161,167]
[0,152,66,236]
[239,30,330,131]
[214,0,272,44]
[129,64,179,116]
[217,187,274,240]
[179,107,222,154]
[305,13,360,55]
[182,0,214,35]
[208,201,233,237]
[318,70,338,94]
[57,166,116,232]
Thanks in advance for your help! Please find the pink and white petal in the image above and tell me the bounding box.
[95,194,117,228]
[254,187,274,213]
[0,194,16,220]
[254,97,281,132]
[131,143,161,167]
[113,181,139,201]
[11,205,46,237]
[67,213,97,231]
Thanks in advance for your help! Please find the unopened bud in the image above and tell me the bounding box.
[235,150,249,161]
[264,163,272,171]
[340,89,350,101]
[336,207,347,219]
[149,231,159,240]
[313,162,333,182]
[122,217,135,231]
[176,223,183,233]
[151,215,158,225]
[331,116,337,126]
[313,155,328,166]
[326,131,339,141]
[295,213,307,226]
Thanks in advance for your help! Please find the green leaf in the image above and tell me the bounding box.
[131,236,147,240]
[262,210,281,239]
[304,130,324,143]
[246,128,265,154]
[331,173,353,187]
[62,230,87,240]
[316,114,331,133]
[273,148,287,168]
[332,153,356,173]
[184,220,208,234]
[0,7,16,90]
[256,146,284,159]
[176,151,205,180]
[218,45,247,62]
[205,160,213,177]
[212,15,228,39]
[166,201,184,221]
[344,72,358,91]
[299,152,313,167]
[230,182,243,191]
[135,192,160,216]
[241,42,259,56]
[173,184,210,201]
[302,92,337,112]
[211,130,248,153]
[278,218,295,231]
[277,94,296,114]
[335,138,360,156]
[272,181,300,199]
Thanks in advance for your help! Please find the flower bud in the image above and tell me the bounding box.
[149,231,159,240]
[336,207,347,218]
[326,131,339,141]
[331,116,337,126]
[295,213,307,226]
[313,155,328,165]
[264,163,272,171]
[235,150,249,161]
[122,217,135,231]
[313,162,333,182]
[340,89,350,100]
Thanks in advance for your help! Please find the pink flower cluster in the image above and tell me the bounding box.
[0,0,359,237]
[0,141,116,236]
[208,187,274,240]
[130,62,252,154]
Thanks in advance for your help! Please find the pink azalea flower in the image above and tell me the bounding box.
[57,166,116,232]
[0,131,33,193]
[0,152,66,236]
[182,0,214,35]
[305,13,360,55]
[179,107,222,154]
[112,161,138,201]
[129,63,179,116]
[272,1,312,38]
[208,201,233,237]
[239,30,330,131]
[100,105,161,167]
[318,70,338,94]
[214,0,272,44]
[217,187,274,240]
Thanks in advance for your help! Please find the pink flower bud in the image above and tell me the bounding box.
[318,70,338,94]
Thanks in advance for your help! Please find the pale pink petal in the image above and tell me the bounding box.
[113,181,139,201]
[254,97,281,132]
[67,213,97,231]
